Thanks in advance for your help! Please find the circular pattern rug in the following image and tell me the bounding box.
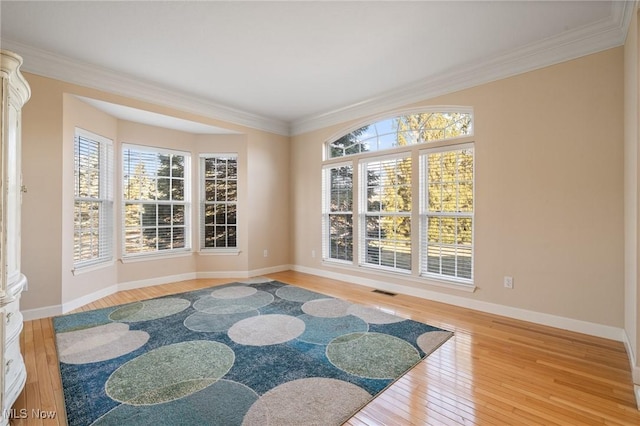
[54,279,453,426]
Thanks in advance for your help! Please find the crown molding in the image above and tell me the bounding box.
[1,39,291,136]
[290,1,635,136]
[3,1,634,138]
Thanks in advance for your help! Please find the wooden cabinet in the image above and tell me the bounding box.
[0,50,30,426]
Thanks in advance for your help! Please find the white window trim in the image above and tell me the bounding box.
[121,143,192,258]
[73,128,114,272]
[198,153,239,252]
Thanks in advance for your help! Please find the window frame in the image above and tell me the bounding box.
[420,143,475,286]
[322,161,354,264]
[121,143,191,259]
[358,152,412,274]
[199,153,239,253]
[321,108,475,288]
[73,128,114,271]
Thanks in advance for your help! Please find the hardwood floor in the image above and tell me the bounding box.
[9,270,640,425]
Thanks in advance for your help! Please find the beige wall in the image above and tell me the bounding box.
[292,47,625,327]
[624,5,640,394]
[19,73,291,312]
[61,94,118,305]
[18,45,628,340]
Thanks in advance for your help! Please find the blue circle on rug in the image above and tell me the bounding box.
[275,286,326,302]
[297,314,368,345]
[184,309,259,333]
[193,291,274,314]
[93,380,258,425]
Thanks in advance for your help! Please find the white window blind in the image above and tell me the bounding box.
[420,144,474,283]
[73,129,113,268]
[122,145,190,256]
[359,154,412,272]
[322,163,353,262]
[200,154,238,249]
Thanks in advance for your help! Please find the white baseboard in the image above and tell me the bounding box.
[22,305,63,321]
[196,264,291,279]
[117,272,197,291]
[21,266,292,320]
[293,264,626,342]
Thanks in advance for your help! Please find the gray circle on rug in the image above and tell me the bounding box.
[193,291,274,314]
[416,330,453,355]
[297,314,368,345]
[184,309,260,333]
[275,285,326,303]
[327,332,421,379]
[211,286,257,299]
[109,298,191,322]
[94,380,259,426]
[347,304,406,324]
[106,340,235,405]
[228,314,305,346]
[301,298,353,318]
[242,378,371,425]
[56,322,149,364]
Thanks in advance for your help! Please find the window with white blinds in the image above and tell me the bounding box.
[322,163,353,262]
[360,154,412,272]
[73,129,114,268]
[122,144,190,256]
[200,154,238,250]
[322,109,475,287]
[420,144,474,282]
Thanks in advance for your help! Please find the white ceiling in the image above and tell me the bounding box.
[0,1,634,135]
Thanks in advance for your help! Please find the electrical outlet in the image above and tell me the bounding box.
[263,249,268,257]
[311,250,316,258]
[504,276,514,289]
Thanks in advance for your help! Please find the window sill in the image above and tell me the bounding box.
[72,259,116,276]
[198,249,241,256]
[322,259,477,293]
[120,250,193,264]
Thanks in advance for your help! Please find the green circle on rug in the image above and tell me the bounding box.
[327,332,421,379]
[109,298,191,322]
[105,340,234,405]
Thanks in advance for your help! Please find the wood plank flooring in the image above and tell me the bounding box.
[8,271,640,425]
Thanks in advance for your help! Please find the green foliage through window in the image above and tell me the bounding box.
[328,111,472,158]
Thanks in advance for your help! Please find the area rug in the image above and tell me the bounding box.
[53,278,452,426]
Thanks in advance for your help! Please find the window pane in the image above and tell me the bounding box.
[328,112,472,158]
[74,132,113,267]
[123,146,190,256]
[421,146,474,283]
[172,179,184,201]
[172,155,184,178]
[200,155,238,250]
